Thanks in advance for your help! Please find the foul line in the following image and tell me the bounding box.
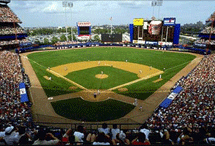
[47,69,90,91]
[108,71,164,91]
[26,55,194,94]
[26,56,91,92]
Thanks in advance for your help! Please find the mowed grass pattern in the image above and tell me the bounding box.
[66,66,138,89]
[29,60,81,97]
[27,47,196,121]
[51,98,135,122]
[28,48,195,98]
[27,48,195,70]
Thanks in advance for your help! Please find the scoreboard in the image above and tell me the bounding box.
[77,22,91,37]
[130,18,180,46]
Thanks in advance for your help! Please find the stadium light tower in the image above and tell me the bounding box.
[62,1,73,41]
[151,0,163,19]
[69,3,73,41]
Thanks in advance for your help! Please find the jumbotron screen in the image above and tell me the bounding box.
[133,20,175,42]
[79,27,90,35]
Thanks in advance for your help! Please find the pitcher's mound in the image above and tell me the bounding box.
[118,88,128,92]
[95,74,108,79]
[69,86,78,90]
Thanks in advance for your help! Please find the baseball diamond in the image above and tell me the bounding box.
[23,47,201,122]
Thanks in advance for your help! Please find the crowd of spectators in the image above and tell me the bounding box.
[0,122,215,145]
[0,4,21,23]
[55,41,80,46]
[0,39,28,46]
[145,54,215,144]
[195,39,215,46]
[0,24,25,35]
[0,51,32,131]
[206,12,215,22]
[0,50,214,145]
[201,27,215,34]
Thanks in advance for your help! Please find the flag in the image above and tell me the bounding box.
[110,17,112,21]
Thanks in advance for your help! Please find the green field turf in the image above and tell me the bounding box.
[27,48,195,71]
[28,47,195,98]
[29,60,82,97]
[66,66,138,89]
[51,98,135,121]
[28,47,196,121]
[114,60,190,100]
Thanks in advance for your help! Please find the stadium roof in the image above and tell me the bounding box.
[0,0,10,4]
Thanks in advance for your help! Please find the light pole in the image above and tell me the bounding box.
[68,2,73,41]
[62,1,68,41]
[62,1,73,42]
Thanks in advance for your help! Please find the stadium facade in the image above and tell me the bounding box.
[0,0,27,50]
[195,11,215,50]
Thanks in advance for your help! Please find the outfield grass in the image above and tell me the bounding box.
[114,61,190,100]
[51,98,135,121]
[28,47,195,98]
[27,48,195,70]
[29,60,82,97]
[66,66,138,89]
[28,47,196,121]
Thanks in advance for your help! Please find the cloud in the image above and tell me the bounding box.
[84,2,97,7]
[42,2,59,13]
[118,1,150,9]
[9,1,44,10]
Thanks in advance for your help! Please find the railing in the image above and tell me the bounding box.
[34,121,143,131]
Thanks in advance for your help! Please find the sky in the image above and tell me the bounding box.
[8,0,215,27]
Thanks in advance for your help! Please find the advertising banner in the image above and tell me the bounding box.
[145,41,158,45]
[148,21,162,35]
[163,18,176,26]
[143,22,148,30]
[19,83,29,103]
[77,22,91,27]
[133,18,144,26]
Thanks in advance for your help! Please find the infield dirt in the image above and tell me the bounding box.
[20,49,203,126]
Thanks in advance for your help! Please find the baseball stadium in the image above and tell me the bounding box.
[0,0,215,145]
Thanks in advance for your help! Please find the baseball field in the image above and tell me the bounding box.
[26,47,197,122]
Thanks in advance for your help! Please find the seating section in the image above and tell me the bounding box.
[0,24,25,35]
[0,4,21,23]
[0,51,32,127]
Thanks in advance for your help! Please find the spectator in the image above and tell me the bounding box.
[131,133,151,145]
[111,124,120,140]
[139,123,151,140]
[3,126,19,145]
[62,128,80,145]
[17,126,32,145]
[33,129,60,145]
[92,132,112,145]
[73,125,85,144]
[113,130,130,145]
[98,123,110,136]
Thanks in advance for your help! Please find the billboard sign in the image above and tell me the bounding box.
[163,18,176,26]
[158,41,173,46]
[77,22,91,27]
[133,18,144,26]
[148,21,162,35]
[145,41,158,45]
[143,22,148,30]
